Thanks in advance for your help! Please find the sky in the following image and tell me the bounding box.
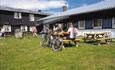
[44,0,104,13]
[0,0,111,14]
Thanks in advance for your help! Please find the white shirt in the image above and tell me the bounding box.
[67,27,78,38]
[67,27,78,34]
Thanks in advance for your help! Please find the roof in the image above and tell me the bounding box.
[36,16,69,25]
[0,6,51,16]
[38,0,115,21]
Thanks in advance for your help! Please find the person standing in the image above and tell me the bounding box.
[67,23,78,38]
[40,24,49,47]
[32,26,38,37]
[67,23,79,47]
[1,27,5,37]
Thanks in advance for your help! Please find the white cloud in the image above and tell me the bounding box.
[0,0,67,10]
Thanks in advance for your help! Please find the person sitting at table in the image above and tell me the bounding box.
[67,23,79,46]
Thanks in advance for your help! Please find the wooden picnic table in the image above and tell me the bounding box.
[57,32,80,46]
[84,33,96,41]
[57,32,69,36]
[84,32,112,45]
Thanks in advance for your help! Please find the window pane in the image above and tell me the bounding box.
[98,19,102,26]
[19,13,22,19]
[93,19,102,28]
[113,18,115,24]
[29,14,34,21]
[14,12,18,19]
[94,19,98,27]
[30,26,33,31]
[21,26,27,32]
[78,20,85,29]
[112,17,115,28]
[79,21,84,27]
[14,12,21,19]
[3,25,11,32]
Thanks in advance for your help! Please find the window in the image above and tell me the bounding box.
[112,17,115,28]
[21,26,27,32]
[3,25,11,32]
[78,20,85,29]
[93,19,102,28]
[19,13,22,19]
[29,26,32,32]
[14,12,18,19]
[14,12,22,19]
[29,14,34,21]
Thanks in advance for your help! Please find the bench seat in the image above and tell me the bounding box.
[96,38,112,45]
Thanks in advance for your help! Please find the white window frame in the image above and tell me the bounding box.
[78,20,85,29]
[14,12,22,19]
[93,19,102,29]
[20,26,28,32]
[3,25,11,32]
[29,14,34,21]
[112,17,115,28]
[29,26,33,32]
[14,12,18,19]
[19,13,22,19]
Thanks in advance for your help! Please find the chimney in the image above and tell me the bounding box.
[63,3,68,11]
[38,10,42,12]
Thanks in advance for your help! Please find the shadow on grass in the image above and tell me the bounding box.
[64,43,76,48]
[86,41,115,46]
[83,41,97,45]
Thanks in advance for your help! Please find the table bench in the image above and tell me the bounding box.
[63,38,80,47]
[84,32,112,45]
[57,32,80,47]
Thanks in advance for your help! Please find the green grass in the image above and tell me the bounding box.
[0,36,115,70]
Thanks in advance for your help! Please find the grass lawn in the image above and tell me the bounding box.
[0,36,115,70]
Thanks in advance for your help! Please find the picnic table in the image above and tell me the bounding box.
[84,32,112,45]
[57,32,80,46]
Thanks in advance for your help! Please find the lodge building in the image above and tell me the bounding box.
[37,0,115,38]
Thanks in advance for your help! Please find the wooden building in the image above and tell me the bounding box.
[0,6,50,34]
[37,0,115,38]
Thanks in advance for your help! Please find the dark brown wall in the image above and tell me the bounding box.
[0,10,48,26]
[0,10,48,34]
[0,11,14,25]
